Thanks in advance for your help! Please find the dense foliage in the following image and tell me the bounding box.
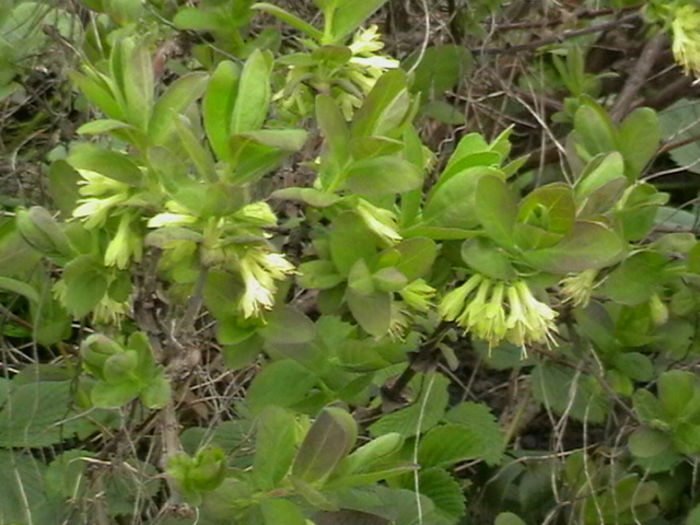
[2,0,700,523]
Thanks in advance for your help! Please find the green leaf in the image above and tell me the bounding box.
[330,211,377,276]
[658,370,696,422]
[203,60,240,162]
[261,499,307,525]
[628,427,672,458]
[272,187,342,208]
[234,129,308,151]
[532,361,609,424]
[474,174,517,248]
[68,144,143,186]
[175,115,217,181]
[575,152,625,199]
[618,107,660,179]
[444,401,505,465]
[369,373,449,437]
[70,70,123,120]
[77,119,134,135]
[405,45,472,100]
[0,451,58,524]
[495,512,527,525]
[317,94,351,176]
[346,289,392,338]
[573,99,617,156]
[343,156,423,196]
[352,70,410,138]
[251,3,323,40]
[518,183,575,236]
[247,359,318,415]
[390,237,437,281]
[149,72,208,145]
[140,374,171,409]
[0,381,81,447]
[658,98,700,174]
[254,407,298,490]
[91,380,141,408]
[330,0,389,42]
[0,276,40,303]
[414,467,465,521]
[418,424,491,468]
[598,251,668,305]
[461,237,515,281]
[230,49,273,134]
[48,160,81,217]
[292,406,358,482]
[522,221,625,274]
[260,306,316,344]
[61,255,108,318]
[423,167,502,230]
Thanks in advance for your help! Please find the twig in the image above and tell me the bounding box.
[610,33,668,121]
[472,13,640,55]
[494,5,643,32]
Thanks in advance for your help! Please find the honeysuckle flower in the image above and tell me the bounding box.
[439,274,558,353]
[238,248,295,318]
[73,193,130,229]
[559,269,598,308]
[356,199,401,244]
[474,281,507,347]
[510,280,558,348]
[671,4,700,75]
[438,273,484,321]
[399,279,436,312]
[349,25,385,55]
[233,201,278,227]
[92,294,129,326]
[76,169,129,197]
[388,302,412,340]
[105,214,143,269]
[148,212,198,228]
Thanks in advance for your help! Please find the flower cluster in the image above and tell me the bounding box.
[238,247,296,318]
[559,269,597,308]
[439,274,558,353]
[670,3,700,76]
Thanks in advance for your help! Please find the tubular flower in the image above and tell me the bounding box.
[671,4,700,76]
[238,248,295,318]
[439,275,559,353]
[399,279,436,312]
[559,269,598,308]
[388,302,412,340]
[73,170,131,229]
[104,214,143,269]
[355,199,401,244]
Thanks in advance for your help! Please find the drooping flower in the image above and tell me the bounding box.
[670,3,700,76]
[439,274,559,354]
[104,213,143,269]
[559,269,597,308]
[355,199,401,244]
[399,279,436,312]
[238,247,295,318]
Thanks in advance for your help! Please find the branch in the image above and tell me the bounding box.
[472,13,640,55]
[494,4,643,32]
[610,33,668,121]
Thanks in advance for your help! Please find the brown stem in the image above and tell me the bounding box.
[610,33,668,122]
[494,4,643,32]
[472,13,640,55]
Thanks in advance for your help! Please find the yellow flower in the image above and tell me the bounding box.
[671,4,700,75]
[439,275,558,353]
[355,199,401,244]
[559,269,597,308]
[105,214,143,269]
[399,279,436,312]
[238,248,295,318]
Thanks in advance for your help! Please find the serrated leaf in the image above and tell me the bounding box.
[415,467,466,521]
[369,373,449,437]
[444,401,505,465]
[418,424,489,468]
